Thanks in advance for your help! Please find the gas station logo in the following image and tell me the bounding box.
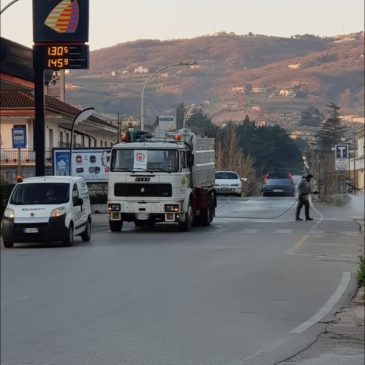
[45,0,79,33]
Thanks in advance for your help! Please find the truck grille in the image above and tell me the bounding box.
[114,183,172,197]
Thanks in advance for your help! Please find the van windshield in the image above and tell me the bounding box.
[10,183,70,205]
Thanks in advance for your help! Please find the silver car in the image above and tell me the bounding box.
[214,171,245,196]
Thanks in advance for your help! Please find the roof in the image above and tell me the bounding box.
[0,37,52,89]
[112,141,187,149]
[0,90,34,109]
[21,176,84,184]
[0,90,115,129]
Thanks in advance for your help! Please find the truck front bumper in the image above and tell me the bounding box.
[108,201,183,222]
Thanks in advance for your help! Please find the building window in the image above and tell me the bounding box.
[66,133,70,145]
[94,139,97,147]
[60,131,64,144]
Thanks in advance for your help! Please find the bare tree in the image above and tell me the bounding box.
[215,123,256,195]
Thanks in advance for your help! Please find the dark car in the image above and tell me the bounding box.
[262,172,295,197]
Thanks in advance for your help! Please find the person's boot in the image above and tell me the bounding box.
[306,217,313,221]
[296,217,303,221]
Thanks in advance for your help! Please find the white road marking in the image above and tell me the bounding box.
[290,272,351,334]
[242,338,288,361]
[1,295,30,307]
[309,230,325,235]
[241,229,259,233]
[275,229,293,234]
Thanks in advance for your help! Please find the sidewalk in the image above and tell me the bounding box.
[282,218,364,365]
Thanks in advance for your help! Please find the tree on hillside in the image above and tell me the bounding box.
[184,108,217,137]
[294,137,309,153]
[244,84,252,94]
[316,101,347,151]
[299,106,323,127]
[236,120,303,176]
[175,102,185,129]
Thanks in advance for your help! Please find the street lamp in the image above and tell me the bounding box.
[140,61,197,131]
[69,107,94,175]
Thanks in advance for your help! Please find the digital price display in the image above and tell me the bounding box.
[36,44,89,70]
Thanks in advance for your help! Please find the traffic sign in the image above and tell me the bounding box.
[335,144,349,170]
[12,127,26,148]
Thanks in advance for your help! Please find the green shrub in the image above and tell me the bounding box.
[357,255,365,287]
[89,193,107,204]
[0,181,15,219]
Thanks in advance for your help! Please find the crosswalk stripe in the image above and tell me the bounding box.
[275,229,293,234]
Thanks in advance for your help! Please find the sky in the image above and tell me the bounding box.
[1,0,364,50]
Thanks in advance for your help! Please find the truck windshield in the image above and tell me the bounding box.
[10,183,70,205]
[111,149,179,173]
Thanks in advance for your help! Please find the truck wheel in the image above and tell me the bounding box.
[179,201,193,232]
[210,194,216,222]
[134,220,145,227]
[109,220,123,232]
[3,240,14,248]
[81,217,91,242]
[200,195,211,226]
[63,224,74,246]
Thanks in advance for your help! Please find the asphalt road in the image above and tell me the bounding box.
[1,196,363,365]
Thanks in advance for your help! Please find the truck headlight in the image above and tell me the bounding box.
[51,206,66,217]
[108,203,121,211]
[4,208,15,219]
[165,204,179,212]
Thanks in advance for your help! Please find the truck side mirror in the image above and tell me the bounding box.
[188,154,194,167]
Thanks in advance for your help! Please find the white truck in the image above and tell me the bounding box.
[107,129,216,231]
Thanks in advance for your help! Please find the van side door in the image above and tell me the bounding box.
[77,180,89,225]
[71,183,84,234]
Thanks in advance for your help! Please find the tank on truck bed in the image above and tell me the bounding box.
[190,135,215,188]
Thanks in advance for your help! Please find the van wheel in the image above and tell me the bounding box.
[63,224,74,246]
[109,220,123,232]
[179,201,193,232]
[3,240,14,248]
[81,218,91,242]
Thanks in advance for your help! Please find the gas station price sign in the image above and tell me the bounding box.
[37,44,89,70]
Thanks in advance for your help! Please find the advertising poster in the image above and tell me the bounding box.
[53,148,110,182]
[54,150,70,176]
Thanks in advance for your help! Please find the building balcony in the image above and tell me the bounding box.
[0,148,53,166]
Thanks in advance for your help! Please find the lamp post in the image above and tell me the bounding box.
[69,107,94,175]
[140,61,197,131]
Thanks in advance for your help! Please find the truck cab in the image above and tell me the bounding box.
[107,129,216,232]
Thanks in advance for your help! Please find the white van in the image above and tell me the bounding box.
[1,176,91,247]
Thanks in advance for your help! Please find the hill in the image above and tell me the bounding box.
[65,32,364,128]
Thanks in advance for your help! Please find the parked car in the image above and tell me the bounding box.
[1,176,92,248]
[214,171,245,196]
[262,172,295,197]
